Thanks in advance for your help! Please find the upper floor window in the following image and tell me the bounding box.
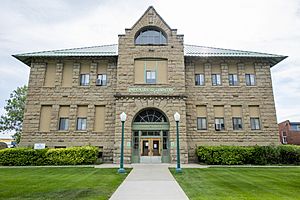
[80,74,90,86]
[229,74,238,86]
[245,74,256,86]
[135,27,167,45]
[195,74,205,86]
[134,59,167,84]
[96,74,107,86]
[146,70,156,84]
[212,74,221,86]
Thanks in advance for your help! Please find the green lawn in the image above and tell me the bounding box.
[0,167,130,200]
[170,167,300,200]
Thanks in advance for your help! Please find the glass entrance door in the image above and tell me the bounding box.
[141,138,160,156]
[153,140,159,156]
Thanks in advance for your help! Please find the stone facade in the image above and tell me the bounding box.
[18,6,282,163]
[21,58,117,162]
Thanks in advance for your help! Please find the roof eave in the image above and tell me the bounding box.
[12,54,119,67]
[12,55,31,66]
[269,56,288,67]
[184,55,288,67]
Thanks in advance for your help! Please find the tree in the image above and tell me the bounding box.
[0,85,27,143]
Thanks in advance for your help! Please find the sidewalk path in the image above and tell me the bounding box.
[109,164,189,200]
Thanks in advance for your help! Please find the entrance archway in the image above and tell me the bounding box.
[131,108,170,163]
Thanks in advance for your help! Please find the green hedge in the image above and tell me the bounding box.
[197,145,300,165]
[0,146,99,166]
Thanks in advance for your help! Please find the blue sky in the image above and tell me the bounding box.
[0,0,299,138]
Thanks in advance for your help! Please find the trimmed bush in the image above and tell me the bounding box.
[0,146,99,166]
[197,146,254,165]
[197,145,300,165]
[46,146,98,165]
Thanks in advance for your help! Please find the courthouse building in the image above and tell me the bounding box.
[14,7,287,163]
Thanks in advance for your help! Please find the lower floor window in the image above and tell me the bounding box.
[232,117,242,130]
[77,118,87,130]
[197,117,207,130]
[59,118,69,130]
[215,118,225,131]
[133,131,139,150]
[55,146,66,148]
[250,118,260,130]
[163,131,168,149]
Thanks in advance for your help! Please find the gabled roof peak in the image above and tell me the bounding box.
[130,6,172,31]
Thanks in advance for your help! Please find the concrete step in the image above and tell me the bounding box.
[140,156,162,164]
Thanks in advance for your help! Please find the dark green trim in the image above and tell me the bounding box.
[132,122,169,130]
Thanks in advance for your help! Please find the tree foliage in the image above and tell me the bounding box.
[0,85,27,143]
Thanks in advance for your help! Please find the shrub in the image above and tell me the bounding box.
[277,145,300,165]
[197,146,254,165]
[197,145,300,165]
[46,146,98,165]
[0,146,99,166]
[251,145,279,165]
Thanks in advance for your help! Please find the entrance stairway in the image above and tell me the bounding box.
[140,156,162,164]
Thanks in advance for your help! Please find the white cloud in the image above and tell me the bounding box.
[0,0,299,123]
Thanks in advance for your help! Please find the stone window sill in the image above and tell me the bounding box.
[196,130,208,132]
[134,83,170,86]
[57,130,69,133]
[74,130,88,133]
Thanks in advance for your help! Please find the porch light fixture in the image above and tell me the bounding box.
[118,112,127,173]
[174,112,182,173]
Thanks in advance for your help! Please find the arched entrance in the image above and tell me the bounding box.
[131,108,170,163]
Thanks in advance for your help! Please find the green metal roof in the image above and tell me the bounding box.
[13,44,287,67]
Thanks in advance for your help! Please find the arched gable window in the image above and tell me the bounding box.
[135,27,167,45]
[134,108,167,122]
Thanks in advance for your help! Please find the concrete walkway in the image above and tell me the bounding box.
[109,164,189,200]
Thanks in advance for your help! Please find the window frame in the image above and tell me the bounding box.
[245,74,256,86]
[146,70,156,84]
[96,74,107,86]
[58,117,69,131]
[250,117,261,130]
[232,117,243,130]
[197,117,207,130]
[76,117,87,131]
[135,27,167,45]
[282,131,287,144]
[195,74,205,86]
[215,118,225,131]
[80,74,90,86]
[229,74,239,86]
[212,74,221,86]
[282,135,287,144]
